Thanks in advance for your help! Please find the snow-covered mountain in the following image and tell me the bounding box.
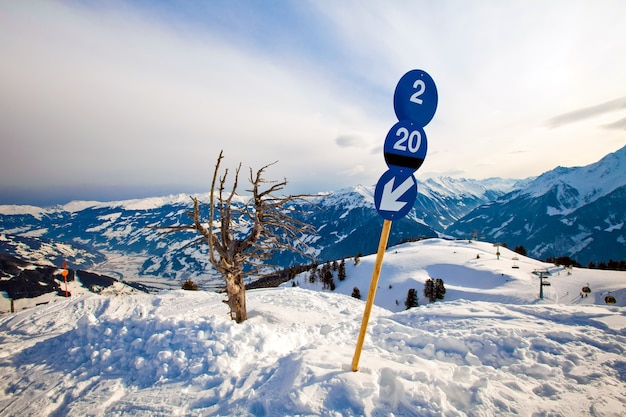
[1,146,624,283]
[1,238,624,416]
[416,176,529,230]
[0,177,517,285]
[447,146,626,264]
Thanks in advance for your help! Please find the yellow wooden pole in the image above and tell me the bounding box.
[351,219,393,372]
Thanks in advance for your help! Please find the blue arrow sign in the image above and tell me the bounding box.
[393,69,438,126]
[383,120,428,173]
[374,170,417,220]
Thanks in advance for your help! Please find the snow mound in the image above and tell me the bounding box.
[1,288,624,416]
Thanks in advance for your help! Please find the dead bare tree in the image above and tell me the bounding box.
[156,151,316,323]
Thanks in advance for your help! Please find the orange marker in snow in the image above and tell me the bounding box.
[61,262,69,297]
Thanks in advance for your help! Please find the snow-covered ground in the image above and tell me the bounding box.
[288,239,626,310]
[1,239,625,416]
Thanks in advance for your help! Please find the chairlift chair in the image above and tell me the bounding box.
[605,294,616,305]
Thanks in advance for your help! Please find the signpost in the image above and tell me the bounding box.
[352,69,438,372]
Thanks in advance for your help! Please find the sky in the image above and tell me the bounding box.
[1,0,625,205]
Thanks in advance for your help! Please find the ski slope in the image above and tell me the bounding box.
[288,238,626,310]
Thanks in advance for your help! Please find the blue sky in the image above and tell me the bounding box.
[1,0,625,205]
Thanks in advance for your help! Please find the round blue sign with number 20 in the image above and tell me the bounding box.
[383,120,428,173]
[393,69,438,126]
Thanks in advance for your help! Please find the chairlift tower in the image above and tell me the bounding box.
[493,243,502,260]
[532,270,551,299]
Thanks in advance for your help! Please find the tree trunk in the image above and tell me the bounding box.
[224,270,247,323]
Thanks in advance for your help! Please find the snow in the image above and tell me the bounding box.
[605,221,624,232]
[59,194,210,213]
[0,204,46,219]
[419,177,521,200]
[105,194,202,211]
[524,146,626,214]
[61,200,102,212]
[1,193,230,216]
[319,186,375,211]
[95,192,252,212]
[1,239,625,416]
[288,239,626,311]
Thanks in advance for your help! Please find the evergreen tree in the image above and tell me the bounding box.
[309,267,317,284]
[351,287,361,299]
[321,265,329,289]
[332,260,339,271]
[434,278,446,301]
[338,259,347,281]
[513,245,527,256]
[288,268,296,280]
[320,263,335,290]
[423,278,435,303]
[181,279,198,291]
[424,278,446,302]
[404,288,419,309]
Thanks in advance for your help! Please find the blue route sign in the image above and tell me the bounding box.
[393,69,438,126]
[374,170,417,221]
[353,68,437,372]
[383,120,428,173]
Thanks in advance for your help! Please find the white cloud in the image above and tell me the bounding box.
[335,134,371,148]
[1,0,625,202]
[310,0,626,179]
[546,96,626,129]
[0,0,385,192]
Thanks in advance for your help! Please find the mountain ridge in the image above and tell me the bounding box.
[0,145,624,281]
[448,145,626,263]
[505,145,626,215]
[0,175,514,285]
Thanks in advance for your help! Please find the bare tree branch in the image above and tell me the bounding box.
[149,150,317,323]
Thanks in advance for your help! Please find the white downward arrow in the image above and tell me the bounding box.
[379,175,414,212]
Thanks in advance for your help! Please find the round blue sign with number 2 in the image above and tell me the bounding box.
[393,69,438,126]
